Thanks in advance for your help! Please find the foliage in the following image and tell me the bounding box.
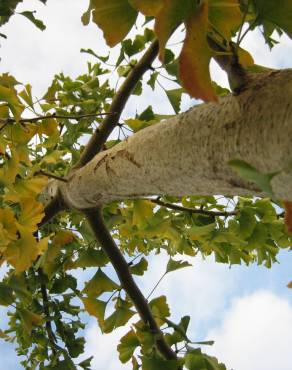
[0,0,291,369]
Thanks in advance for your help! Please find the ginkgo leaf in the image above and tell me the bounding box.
[154,0,193,61]
[117,330,140,363]
[102,299,135,333]
[17,198,45,232]
[83,269,119,297]
[17,307,43,334]
[179,2,217,101]
[0,85,23,121]
[142,357,183,370]
[0,149,19,186]
[166,258,192,274]
[128,0,163,16]
[4,230,49,272]
[85,0,138,47]
[149,295,170,319]
[82,297,107,324]
[130,257,148,275]
[71,248,108,269]
[0,208,18,245]
[209,0,241,39]
[253,0,292,38]
[132,200,155,227]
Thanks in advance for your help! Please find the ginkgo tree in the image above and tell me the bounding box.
[0,0,292,369]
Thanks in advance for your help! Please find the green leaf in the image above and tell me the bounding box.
[0,85,23,121]
[149,295,170,318]
[73,248,108,268]
[117,330,140,363]
[20,11,46,31]
[228,159,278,199]
[130,257,148,275]
[83,269,119,297]
[0,283,14,306]
[188,223,215,241]
[185,348,226,370]
[17,307,43,334]
[165,88,184,114]
[102,299,135,333]
[253,0,292,38]
[82,297,106,324]
[166,258,192,274]
[142,357,183,370]
[83,0,137,47]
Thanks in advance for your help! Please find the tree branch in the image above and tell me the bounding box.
[151,199,238,217]
[74,39,159,169]
[39,193,66,228]
[0,112,112,125]
[84,207,179,363]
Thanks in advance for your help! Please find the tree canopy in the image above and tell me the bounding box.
[0,0,292,369]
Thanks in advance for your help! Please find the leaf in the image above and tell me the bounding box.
[20,11,46,31]
[209,0,241,39]
[149,295,170,319]
[132,200,155,227]
[82,297,106,324]
[102,299,135,333]
[0,85,23,121]
[188,223,215,241]
[179,2,217,101]
[154,0,194,61]
[17,308,43,334]
[142,357,183,370]
[228,159,278,199]
[117,330,140,363]
[83,269,119,297]
[72,248,108,269]
[5,228,48,272]
[85,0,138,47]
[185,348,226,370]
[165,88,184,114]
[166,258,192,274]
[130,257,148,275]
[253,0,292,38]
[287,281,292,289]
[128,0,163,16]
[0,283,14,306]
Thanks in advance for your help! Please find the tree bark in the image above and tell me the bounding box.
[55,69,292,209]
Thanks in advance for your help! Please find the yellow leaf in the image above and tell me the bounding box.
[18,307,43,334]
[39,118,58,136]
[52,230,75,248]
[0,85,24,121]
[86,0,137,47]
[128,0,163,16]
[17,198,45,232]
[0,208,18,246]
[179,2,217,102]
[0,149,19,186]
[5,176,47,203]
[287,281,292,289]
[209,0,241,39]
[132,200,155,227]
[4,230,49,272]
[82,297,106,324]
[238,47,254,68]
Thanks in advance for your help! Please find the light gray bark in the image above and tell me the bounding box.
[55,69,292,209]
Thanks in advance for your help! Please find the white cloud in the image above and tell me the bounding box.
[206,291,292,370]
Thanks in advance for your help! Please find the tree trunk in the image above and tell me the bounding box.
[56,69,292,209]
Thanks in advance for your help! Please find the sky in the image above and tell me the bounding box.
[1,1,292,370]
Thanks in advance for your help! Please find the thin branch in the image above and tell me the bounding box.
[151,199,238,217]
[36,170,68,183]
[39,269,58,355]
[74,39,159,169]
[38,194,66,228]
[84,207,179,363]
[0,112,112,125]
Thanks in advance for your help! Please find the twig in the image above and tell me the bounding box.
[147,272,167,300]
[0,112,112,125]
[151,199,238,217]
[36,170,68,183]
[84,207,179,363]
[74,39,159,169]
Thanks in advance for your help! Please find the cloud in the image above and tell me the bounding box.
[206,291,292,370]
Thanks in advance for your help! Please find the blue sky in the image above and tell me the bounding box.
[1,1,292,369]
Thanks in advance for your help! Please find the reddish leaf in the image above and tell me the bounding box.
[179,2,217,102]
